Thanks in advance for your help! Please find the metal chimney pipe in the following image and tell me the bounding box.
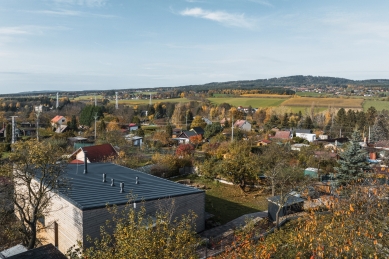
[103,173,106,182]
[120,182,124,193]
[83,151,88,174]
[111,178,114,186]
[135,176,139,184]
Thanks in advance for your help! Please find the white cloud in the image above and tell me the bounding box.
[52,0,107,7]
[179,8,255,28]
[0,27,31,35]
[28,9,117,18]
[248,0,273,7]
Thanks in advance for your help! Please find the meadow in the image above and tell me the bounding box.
[363,100,389,111]
[118,98,191,105]
[240,94,292,98]
[281,97,363,109]
[208,97,286,108]
[73,95,103,101]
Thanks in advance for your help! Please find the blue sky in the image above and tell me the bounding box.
[1,0,389,94]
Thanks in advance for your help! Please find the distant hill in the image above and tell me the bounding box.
[172,75,389,91]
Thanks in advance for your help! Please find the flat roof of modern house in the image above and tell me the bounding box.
[58,163,204,211]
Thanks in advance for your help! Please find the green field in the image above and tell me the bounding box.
[363,100,389,111]
[118,98,192,105]
[208,97,286,108]
[74,95,103,101]
[285,106,328,113]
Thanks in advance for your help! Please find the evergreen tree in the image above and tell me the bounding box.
[68,115,78,132]
[302,116,314,129]
[335,131,369,184]
[165,123,173,137]
[346,109,356,129]
[79,105,103,127]
[371,113,389,142]
[366,106,377,126]
[281,113,289,128]
[204,122,223,139]
[355,111,367,132]
[5,123,12,143]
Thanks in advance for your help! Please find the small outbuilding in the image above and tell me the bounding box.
[267,195,304,221]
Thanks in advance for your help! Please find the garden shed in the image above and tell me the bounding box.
[267,195,304,221]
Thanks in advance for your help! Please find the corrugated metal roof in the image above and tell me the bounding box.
[58,163,204,210]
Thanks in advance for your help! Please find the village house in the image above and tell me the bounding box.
[69,143,118,164]
[271,130,292,140]
[125,134,143,146]
[25,162,205,255]
[190,127,205,137]
[174,130,199,144]
[233,120,251,132]
[51,115,68,133]
[295,129,317,142]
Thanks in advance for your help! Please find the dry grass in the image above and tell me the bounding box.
[281,97,363,108]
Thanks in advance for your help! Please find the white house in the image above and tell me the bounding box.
[295,129,316,142]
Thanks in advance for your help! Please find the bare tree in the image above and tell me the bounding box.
[1,140,68,249]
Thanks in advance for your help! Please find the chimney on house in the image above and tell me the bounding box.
[83,151,88,174]
[111,178,114,186]
[120,182,124,193]
[135,176,139,184]
[103,173,106,182]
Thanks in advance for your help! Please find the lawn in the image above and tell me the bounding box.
[174,175,268,224]
[207,97,286,108]
[363,100,389,111]
[281,97,363,108]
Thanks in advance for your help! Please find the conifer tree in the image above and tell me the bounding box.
[335,131,369,184]
[371,113,389,142]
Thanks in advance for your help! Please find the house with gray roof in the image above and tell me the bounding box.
[32,162,205,254]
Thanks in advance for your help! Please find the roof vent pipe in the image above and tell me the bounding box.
[103,173,106,183]
[83,151,88,174]
[135,176,139,184]
[120,182,124,193]
[111,178,114,186]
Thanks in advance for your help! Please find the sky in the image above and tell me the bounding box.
[1,0,389,94]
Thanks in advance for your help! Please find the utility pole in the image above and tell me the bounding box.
[34,105,42,141]
[95,96,97,106]
[56,92,59,109]
[10,116,18,144]
[115,92,118,109]
[149,94,152,105]
[231,114,234,142]
[185,111,188,130]
[368,126,371,143]
[94,112,99,141]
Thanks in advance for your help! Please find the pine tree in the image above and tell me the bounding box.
[335,131,369,184]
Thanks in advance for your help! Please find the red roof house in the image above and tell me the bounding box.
[69,143,118,163]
